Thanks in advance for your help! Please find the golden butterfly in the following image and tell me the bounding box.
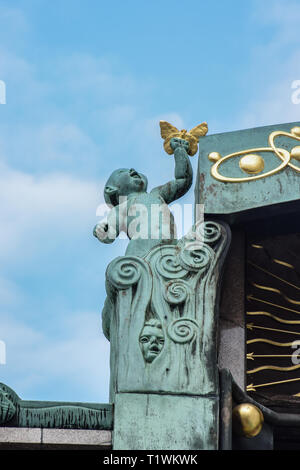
[159,121,208,156]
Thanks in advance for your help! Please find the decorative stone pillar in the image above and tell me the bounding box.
[102,221,230,450]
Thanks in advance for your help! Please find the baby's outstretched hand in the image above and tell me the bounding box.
[93,221,109,240]
[170,137,189,153]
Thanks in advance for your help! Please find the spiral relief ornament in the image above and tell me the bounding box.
[179,243,213,272]
[167,318,199,344]
[107,256,148,289]
[155,248,187,279]
[183,221,221,248]
[200,222,221,245]
[164,280,191,305]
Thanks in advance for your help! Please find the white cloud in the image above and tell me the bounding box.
[0,50,103,173]
[0,160,102,261]
[240,57,300,129]
[37,123,100,163]
[0,47,50,106]
[0,7,190,406]
[0,276,20,306]
[99,105,138,128]
[143,112,185,139]
[253,0,300,47]
[236,0,300,129]
[0,6,29,48]
[0,311,110,402]
[52,53,153,104]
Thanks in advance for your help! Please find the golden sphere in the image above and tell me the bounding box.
[232,403,264,438]
[239,154,265,174]
[291,146,300,161]
[291,126,300,137]
[208,152,222,163]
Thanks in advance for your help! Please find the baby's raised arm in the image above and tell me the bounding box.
[152,138,193,204]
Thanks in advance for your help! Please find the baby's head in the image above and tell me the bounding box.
[104,168,148,207]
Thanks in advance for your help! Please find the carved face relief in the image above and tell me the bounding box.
[139,324,165,363]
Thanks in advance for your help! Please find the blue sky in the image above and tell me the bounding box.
[0,0,300,403]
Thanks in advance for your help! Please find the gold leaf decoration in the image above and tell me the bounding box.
[159,120,208,156]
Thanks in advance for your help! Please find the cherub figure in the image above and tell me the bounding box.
[93,121,207,258]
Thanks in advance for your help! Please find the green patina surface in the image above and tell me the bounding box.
[196,121,300,218]
[93,138,193,258]
[3,121,299,449]
[108,224,230,450]
[0,383,113,430]
[104,221,230,404]
[113,393,219,450]
[0,133,235,450]
[93,136,231,450]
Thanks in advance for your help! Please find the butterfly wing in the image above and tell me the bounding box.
[159,120,179,140]
[189,122,208,139]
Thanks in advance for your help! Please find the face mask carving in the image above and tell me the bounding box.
[139,319,165,364]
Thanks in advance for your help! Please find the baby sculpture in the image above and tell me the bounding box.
[93,121,207,257]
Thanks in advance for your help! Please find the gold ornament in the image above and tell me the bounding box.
[291,126,300,137]
[291,146,300,161]
[160,120,208,156]
[248,363,300,374]
[208,151,222,162]
[209,127,300,183]
[239,154,265,174]
[211,147,290,183]
[248,377,300,392]
[232,403,264,438]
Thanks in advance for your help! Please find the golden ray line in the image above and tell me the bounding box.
[247,323,300,336]
[273,259,295,269]
[249,246,295,269]
[247,352,300,360]
[247,294,300,315]
[247,364,300,374]
[247,311,300,325]
[247,261,300,291]
[251,282,300,305]
[247,338,296,347]
[247,377,300,392]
